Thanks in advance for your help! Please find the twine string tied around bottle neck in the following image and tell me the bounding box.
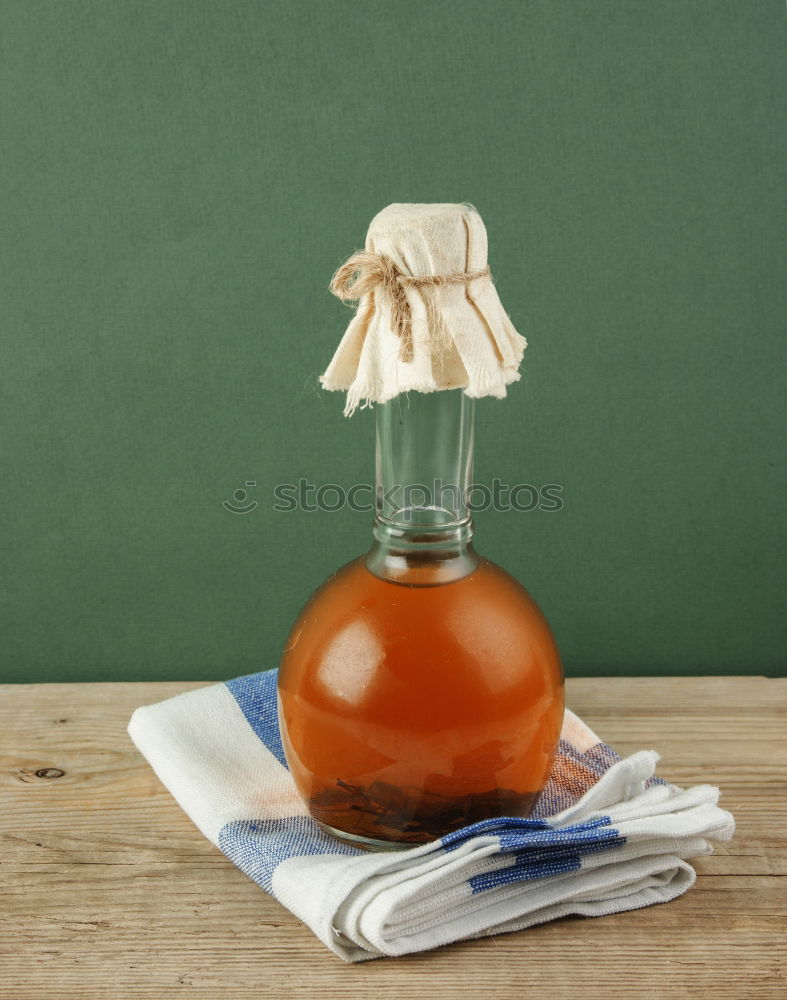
[330,250,490,363]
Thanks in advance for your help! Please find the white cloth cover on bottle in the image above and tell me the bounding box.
[321,203,526,416]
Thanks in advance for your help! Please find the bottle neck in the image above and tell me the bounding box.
[365,390,479,585]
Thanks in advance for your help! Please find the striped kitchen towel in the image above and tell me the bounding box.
[128,669,734,962]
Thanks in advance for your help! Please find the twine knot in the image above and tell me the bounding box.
[330,250,490,364]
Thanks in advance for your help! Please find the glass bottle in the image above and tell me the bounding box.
[277,388,564,849]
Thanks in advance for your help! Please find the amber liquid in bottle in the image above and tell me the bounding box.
[278,391,564,848]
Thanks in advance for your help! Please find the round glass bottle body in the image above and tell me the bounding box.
[277,392,564,848]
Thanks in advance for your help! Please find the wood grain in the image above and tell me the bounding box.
[1,677,784,999]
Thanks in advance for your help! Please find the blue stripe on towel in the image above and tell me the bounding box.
[225,670,288,767]
[442,814,616,851]
[469,852,584,891]
[467,829,625,892]
[219,816,363,893]
[440,815,626,893]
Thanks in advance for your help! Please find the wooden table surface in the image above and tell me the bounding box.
[1,676,785,999]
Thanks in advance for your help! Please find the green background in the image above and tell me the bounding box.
[2,0,784,683]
